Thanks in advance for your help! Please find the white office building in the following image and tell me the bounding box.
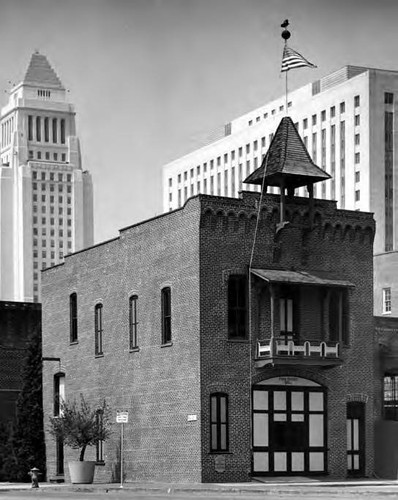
[0,51,93,302]
[163,65,398,316]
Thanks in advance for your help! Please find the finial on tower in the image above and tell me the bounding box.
[281,19,291,42]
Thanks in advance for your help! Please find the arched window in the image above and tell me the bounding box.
[228,275,247,338]
[69,293,78,343]
[161,287,171,344]
[210,393,229,452]
[60,119,65,144]
[95,303,103,356]
[129,295,138,350]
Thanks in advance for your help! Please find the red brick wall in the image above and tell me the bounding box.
[199,192,376,481]
[42,190,376,483]
[42,198,203,483]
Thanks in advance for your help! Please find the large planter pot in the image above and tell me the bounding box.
[68,461,96,484]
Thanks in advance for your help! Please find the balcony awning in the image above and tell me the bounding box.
[251,269,355,288]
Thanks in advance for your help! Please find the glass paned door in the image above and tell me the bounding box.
[253,385,326,475]
[347,402,365,476]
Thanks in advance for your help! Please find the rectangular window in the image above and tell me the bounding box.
[70,293,78,343]
[303,118,308,130]
[312,114,317,126]
[383,288,392,314]
[354,95,360,107]
[54,374,65,417]
[355,114,360,126]
[385,92,394,105]
[161,287,172,344]
[355,171,360,183]
[60,119,66,144]
[384,375,398,421]
[355,190,360,202]
[330,106,336,118]
[36,117,41,142]
[340,102,345,114]
[253,141,258,151]
[44,117,49,142]
[210,393,229,452]
[129,295,138,349]
[28,115,33,141]
[355,133,360,145]
[312,132,317,163]
[321,110,326,122]
[52,118,57,143]
[385,111,394,251]
[228,275,247,338]
[95,303,103,355]
[261,137,265,148]
[96,410,105,463]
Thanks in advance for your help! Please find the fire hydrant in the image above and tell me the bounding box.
[28,467,40,488]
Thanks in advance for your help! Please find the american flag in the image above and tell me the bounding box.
[281,45,317,72]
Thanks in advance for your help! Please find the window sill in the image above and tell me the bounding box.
[69,341,79,346]
[129,347,140,353]
[96,461,105,466]
[95,353,104,358]
[161,342,173,348]
[208,451,232,455]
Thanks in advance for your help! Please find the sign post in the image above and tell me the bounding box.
[116,411,128,488]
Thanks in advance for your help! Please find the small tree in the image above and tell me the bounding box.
[9,328,46,481]
[49,396,112,462]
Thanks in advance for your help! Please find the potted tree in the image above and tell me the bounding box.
[49,395,111,484]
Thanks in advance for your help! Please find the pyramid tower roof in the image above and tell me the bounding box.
[244,116,330,189]
[22,51,64,89]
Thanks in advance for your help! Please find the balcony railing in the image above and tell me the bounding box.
[256,338,341,368]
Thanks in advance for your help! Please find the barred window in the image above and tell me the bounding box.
[161,287,171,344]
[95,303,103,356]
[210,393,229,452]
[129,295,138,350]
[228,275,247,338]
[69,293,78,343]
[384,375,398,420]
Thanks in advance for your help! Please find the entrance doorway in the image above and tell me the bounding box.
[252,377,327,475]
[347,402,365,476]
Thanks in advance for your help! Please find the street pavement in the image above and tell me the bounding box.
[2,479,398,499]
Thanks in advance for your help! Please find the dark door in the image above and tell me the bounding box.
[347,402,365,476]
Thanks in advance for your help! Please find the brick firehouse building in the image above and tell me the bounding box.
[42,117,377,482]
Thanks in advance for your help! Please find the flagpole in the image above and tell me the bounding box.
[285,41,288,116]
[281,22,291,116]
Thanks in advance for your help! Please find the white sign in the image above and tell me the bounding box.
[187,414,197,422]
[116,411,129,423]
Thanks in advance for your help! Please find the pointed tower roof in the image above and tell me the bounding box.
[244,116,330,189]
[23,51,64,89]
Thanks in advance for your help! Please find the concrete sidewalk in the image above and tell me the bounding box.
[1,478,398,494]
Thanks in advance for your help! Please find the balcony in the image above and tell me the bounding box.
[256,338,342,368]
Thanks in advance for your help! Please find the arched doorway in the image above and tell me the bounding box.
[252,377,327,475]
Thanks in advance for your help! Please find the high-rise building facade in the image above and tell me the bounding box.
[162,65,398,316]
[0,51,93,302]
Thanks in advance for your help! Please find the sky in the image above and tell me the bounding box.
[0,0,398,244]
